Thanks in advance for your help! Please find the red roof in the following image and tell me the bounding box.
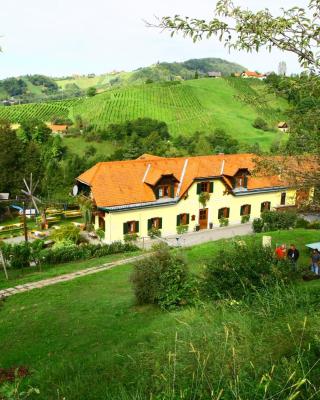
[242,71,265,78]
[77,153,289,208]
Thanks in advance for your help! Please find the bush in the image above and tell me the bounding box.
[124,233,139,242]
[295,217,310,228]
[50,224,80,244]
[219,217,229,227]
[252,218,264,233]
[241,215,250,224]
[262,211,297,231]
[205,241,291,300]
[252,117,269,131]
[148,227,161,238]
[131,244,196,309]
[177,224,189,234]
[253,211,297,232]
[309,221,320,229]
[0,242,31,269]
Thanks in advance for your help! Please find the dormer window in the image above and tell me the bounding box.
[234,170,248,189]
[158,185,170,198]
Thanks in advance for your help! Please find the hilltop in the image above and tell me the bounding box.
[56,57,245,90]
[0,77,288,149]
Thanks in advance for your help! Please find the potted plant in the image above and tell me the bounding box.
[198,192,210,209]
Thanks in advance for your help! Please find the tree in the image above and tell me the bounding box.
[17,120,51,144]
[87,87,97,97]
[155,0,320,72]
[194,70,199,79]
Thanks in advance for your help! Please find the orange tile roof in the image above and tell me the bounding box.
[242,71,265,78]
[77,153,290,209]
[48,124,68,132]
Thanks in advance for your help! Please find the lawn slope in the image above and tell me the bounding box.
[0,229,319,399]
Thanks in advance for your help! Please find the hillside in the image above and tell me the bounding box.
[56,57,245,90]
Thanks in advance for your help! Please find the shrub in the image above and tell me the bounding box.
[0,242,31,269]
[308,221,320,230]
[96,228,105,240]
[50,224,80,244]
[205,241,291,300]
[295,217,310,228]
[241,215,250,224]
[148,227,161,239]
[177,224,189,234]
[131,244,196,309]
[252,117,269,131]
[124,233,139,242]
[219,217,229,227]
[262,211,297,231]
[252,218,264,233]
[199,192,210,208]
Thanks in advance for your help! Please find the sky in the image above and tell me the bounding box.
[0,0,308,79]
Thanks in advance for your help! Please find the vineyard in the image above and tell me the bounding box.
[0,78,288,147]
[0,98,83,124]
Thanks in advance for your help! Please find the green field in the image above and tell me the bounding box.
[1,229,319,399]
[0,78,288,149]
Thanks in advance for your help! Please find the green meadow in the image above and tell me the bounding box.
[1,229,320,399]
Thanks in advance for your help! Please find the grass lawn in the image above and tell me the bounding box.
[1,229,320,399]
[62,136,115,158]
[0,250,141,290]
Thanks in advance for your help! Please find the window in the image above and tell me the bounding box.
[123,220,139,234]
[234,173,249,189]
[148,217,162,230]
[281,192,286,205]
[177,213,190,226]
[158,185,169,198]
[218,207,230,219]
[240,204,251,216]
[196,181,214,194]
[261,201,271,212]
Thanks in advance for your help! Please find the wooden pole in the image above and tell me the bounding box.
[23,201,28,242]
[0,250,8,280]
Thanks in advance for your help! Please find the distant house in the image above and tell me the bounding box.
[208,71,222,78]
[242,71,266,80]
[278,122,289,133]
[47,124,69,134]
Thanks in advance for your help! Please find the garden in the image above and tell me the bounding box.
[1,228,320,399]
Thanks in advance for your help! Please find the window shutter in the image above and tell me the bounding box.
[123,222,128,234]
[147,219,152,230]
[226,208,230,218]
[186,214,190,224]
[244,176,248,188]
[159,218,162,229]
[155,188,160,199]
[248,205,251,214]
[218,209,222,219]
[196,183,201,194]
[209,182,214,193]
[176,214,181,226]
[170,184,174,198]
[240,205,244,216]
[135,221,139,233]
[261,202,264,212]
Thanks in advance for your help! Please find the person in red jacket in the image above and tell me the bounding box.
[275,244,286,262]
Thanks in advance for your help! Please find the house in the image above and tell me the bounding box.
[278,122,289,133]
[76,153,312,243]
[47,124,69,134]
[242,71,266,80]
[207,71,222,78]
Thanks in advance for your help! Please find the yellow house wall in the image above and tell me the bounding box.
[96,180,297,243]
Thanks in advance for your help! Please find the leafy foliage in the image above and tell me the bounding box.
[50,224,81,244]
[205,241,291,300]
[131,244,196,309]
[252,211,297,233]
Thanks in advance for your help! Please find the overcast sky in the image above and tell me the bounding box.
[0,0,308,78]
